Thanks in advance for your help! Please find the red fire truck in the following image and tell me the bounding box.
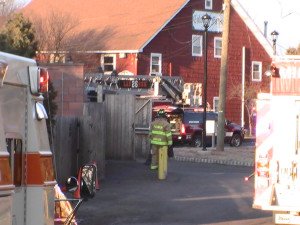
[253,57,300,224]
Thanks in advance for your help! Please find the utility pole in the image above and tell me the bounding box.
[216,0,231,151]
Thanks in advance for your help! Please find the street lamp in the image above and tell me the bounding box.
[201,13,211,151]
[271,30,279,55]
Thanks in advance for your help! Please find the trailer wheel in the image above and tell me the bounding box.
[230,133,242,147]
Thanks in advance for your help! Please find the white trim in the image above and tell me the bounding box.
[38,151,53,156]
[139,0,190,52]
[100,54,116,75]
[274,55,300,62]
[241,46,246,127]
[0,185,15,192]
[44,181,57,186]
[150,53,162,75]
[214,37,222,58]
[39,50,140,54]
[83,50,140,54]
[252,61,262,82]
[231,0,273,57]
[192,35,203,57]
[213,96,219,112]
[0,151,9,156]
[205,0,213,10]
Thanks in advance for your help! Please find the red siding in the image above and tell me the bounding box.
[137,0,271,126]
[37,0,272,131]
[116,53,138,74]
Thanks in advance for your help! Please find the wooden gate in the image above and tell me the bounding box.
[134,98,152,159]
[105,94,135,160]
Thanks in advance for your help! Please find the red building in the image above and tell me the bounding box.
[23,0,274,130]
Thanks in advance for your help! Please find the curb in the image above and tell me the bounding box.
[174,156,254,167]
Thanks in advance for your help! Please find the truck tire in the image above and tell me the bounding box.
[230,133,242,147]
[192,135,202,147]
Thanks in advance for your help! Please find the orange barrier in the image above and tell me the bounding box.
[73,167,82,199]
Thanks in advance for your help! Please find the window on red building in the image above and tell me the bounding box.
[213,96,219,112]
[205,0,213,10]
[101,54,116,74]
[192,35,203,57]
[252,61,262,82]
[214,37,222,58]
[150,53,162,75]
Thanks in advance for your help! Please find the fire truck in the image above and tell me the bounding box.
[0,51,57,225]
[253,56,300,224]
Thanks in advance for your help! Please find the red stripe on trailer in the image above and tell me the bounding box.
[0,156,12,185]
[26,153,55,185]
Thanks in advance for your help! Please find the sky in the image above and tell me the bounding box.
[238,0,300,54]
[21,0,300,54]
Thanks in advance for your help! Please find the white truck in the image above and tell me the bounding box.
[253,57,300,224]
[0,51,57,225]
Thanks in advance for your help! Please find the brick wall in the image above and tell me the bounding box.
[40,63,85,117]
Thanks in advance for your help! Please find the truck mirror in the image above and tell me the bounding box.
[35,102,48,120]
[29,66,39,94]
[80,164,97,199]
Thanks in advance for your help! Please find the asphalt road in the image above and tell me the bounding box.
[76,159,272,225]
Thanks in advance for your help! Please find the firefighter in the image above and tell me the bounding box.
[149,109,173,179]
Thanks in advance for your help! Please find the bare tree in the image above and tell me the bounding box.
[227,80,260,136]
[32,10,79,62]
[30,9,115,63]
[286,44,300,55]
[0,0,25,16]
[0,0,27,26]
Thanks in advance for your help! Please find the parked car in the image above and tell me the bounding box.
[166,108,245,147]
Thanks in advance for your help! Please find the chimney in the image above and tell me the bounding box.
[264,21,268,37]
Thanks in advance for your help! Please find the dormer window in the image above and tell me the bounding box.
[205,0,213,10]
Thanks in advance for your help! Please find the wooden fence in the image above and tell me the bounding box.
[53,95,154,183]
[80,103,106,181]
[53,103,106,184]
[53,116,80,184]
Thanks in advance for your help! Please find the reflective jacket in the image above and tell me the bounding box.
[150,117,173,146]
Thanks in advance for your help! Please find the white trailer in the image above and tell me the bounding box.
[0,51,56,225]
[254,58,300,224]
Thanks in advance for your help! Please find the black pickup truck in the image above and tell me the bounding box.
[166,108,245,147]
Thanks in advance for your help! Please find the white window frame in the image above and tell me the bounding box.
[213,96,219,112]
[214,37,222,58]
[150,53,162,76]
[205,0,213,10]
[252,61,262,82]
[101,54,116,75]
[192,35,203,57]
